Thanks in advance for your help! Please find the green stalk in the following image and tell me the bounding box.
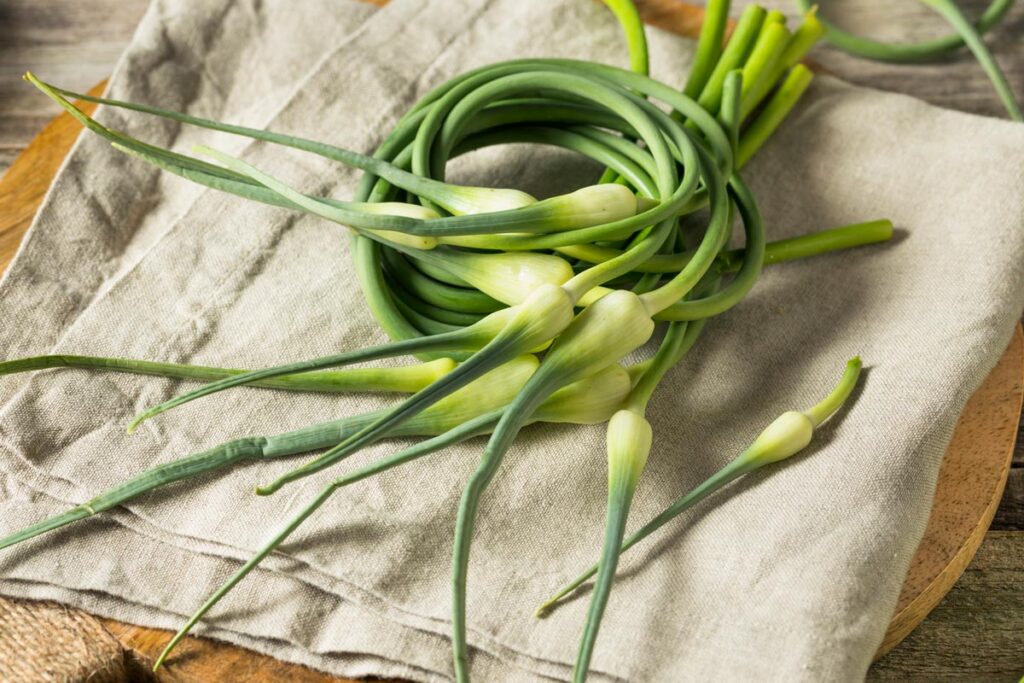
[125,329,478,432]
[803,357,863,427]
[0,355,454,394]
[0,437,261,552]
[151,411,501,671]
[572,411,650,682]
[601,0,649,75]
[797,0,1015,63]
[768,7,825,82]
[392,284,484,329]
[451,381,562,682]
[538,358,863,615]
[573,494,630,681]
[737,64,814,168]
[695,4,767,115]
[0,410,394,552]
[720,219,894,272]
[637,143,731,314]
[655,174,764,321]
[737,19,792,121]
[560,218,893,274]
[682,0,731,99]
[393,295,464,335]
[593,0,649,186]
[718,71,743,161]
[918,0,1022,121]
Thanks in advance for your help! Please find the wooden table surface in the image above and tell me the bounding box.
[1,0,1022,680]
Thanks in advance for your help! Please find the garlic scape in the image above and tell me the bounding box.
[540,357,864,615]
[253,284,575,495]
[150,364,633,668]
[451,288,657,680]
[567,281,716,677]
[8,2,902,679]
[429,184,538,215]
[736,13,792,121]
[151,409,505,672]
[124,283,573,433]
[0,355,456,394]
[0,358,525,553]
[392,248,575,306]
[572,408,653,682]
[0,355,626,559]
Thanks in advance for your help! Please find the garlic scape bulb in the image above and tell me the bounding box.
[541,357,863,616]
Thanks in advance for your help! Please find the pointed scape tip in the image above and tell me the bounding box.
[126,416,144,434]
[24,71,44,90]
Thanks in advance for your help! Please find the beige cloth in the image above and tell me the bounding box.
[2,0,1023,680]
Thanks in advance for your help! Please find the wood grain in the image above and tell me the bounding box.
[0,80,108,276]
[791,0,1024,120]
[635,0,708,37]
[1,0,1023,681]
[876,325,1023,658]
[992,468,1024,530]
[870,531,1024,680]
[0,0,149,177]
[99,620,367,683]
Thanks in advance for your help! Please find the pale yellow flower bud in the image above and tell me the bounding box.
[433,185,537,215]
[606,409,653,490]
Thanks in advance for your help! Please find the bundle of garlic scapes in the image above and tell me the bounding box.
[1,1,891,680]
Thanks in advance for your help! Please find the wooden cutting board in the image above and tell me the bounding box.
[0,1,1020,680]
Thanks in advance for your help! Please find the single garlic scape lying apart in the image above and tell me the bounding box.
[540,356,864,627]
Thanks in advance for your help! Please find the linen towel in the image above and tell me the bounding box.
[2,0,1023,680]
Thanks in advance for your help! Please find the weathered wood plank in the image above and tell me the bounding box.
[869,531,1024,680]
[0,82,109,282]
[992,468,1024,531]
[100,619,367,683]
[0,0,149,176]
[1014,424,1024,466]
[756,0,1024,119]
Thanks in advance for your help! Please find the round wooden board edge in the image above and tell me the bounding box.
[875,322,1023,659]
[1,81,1020,683]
